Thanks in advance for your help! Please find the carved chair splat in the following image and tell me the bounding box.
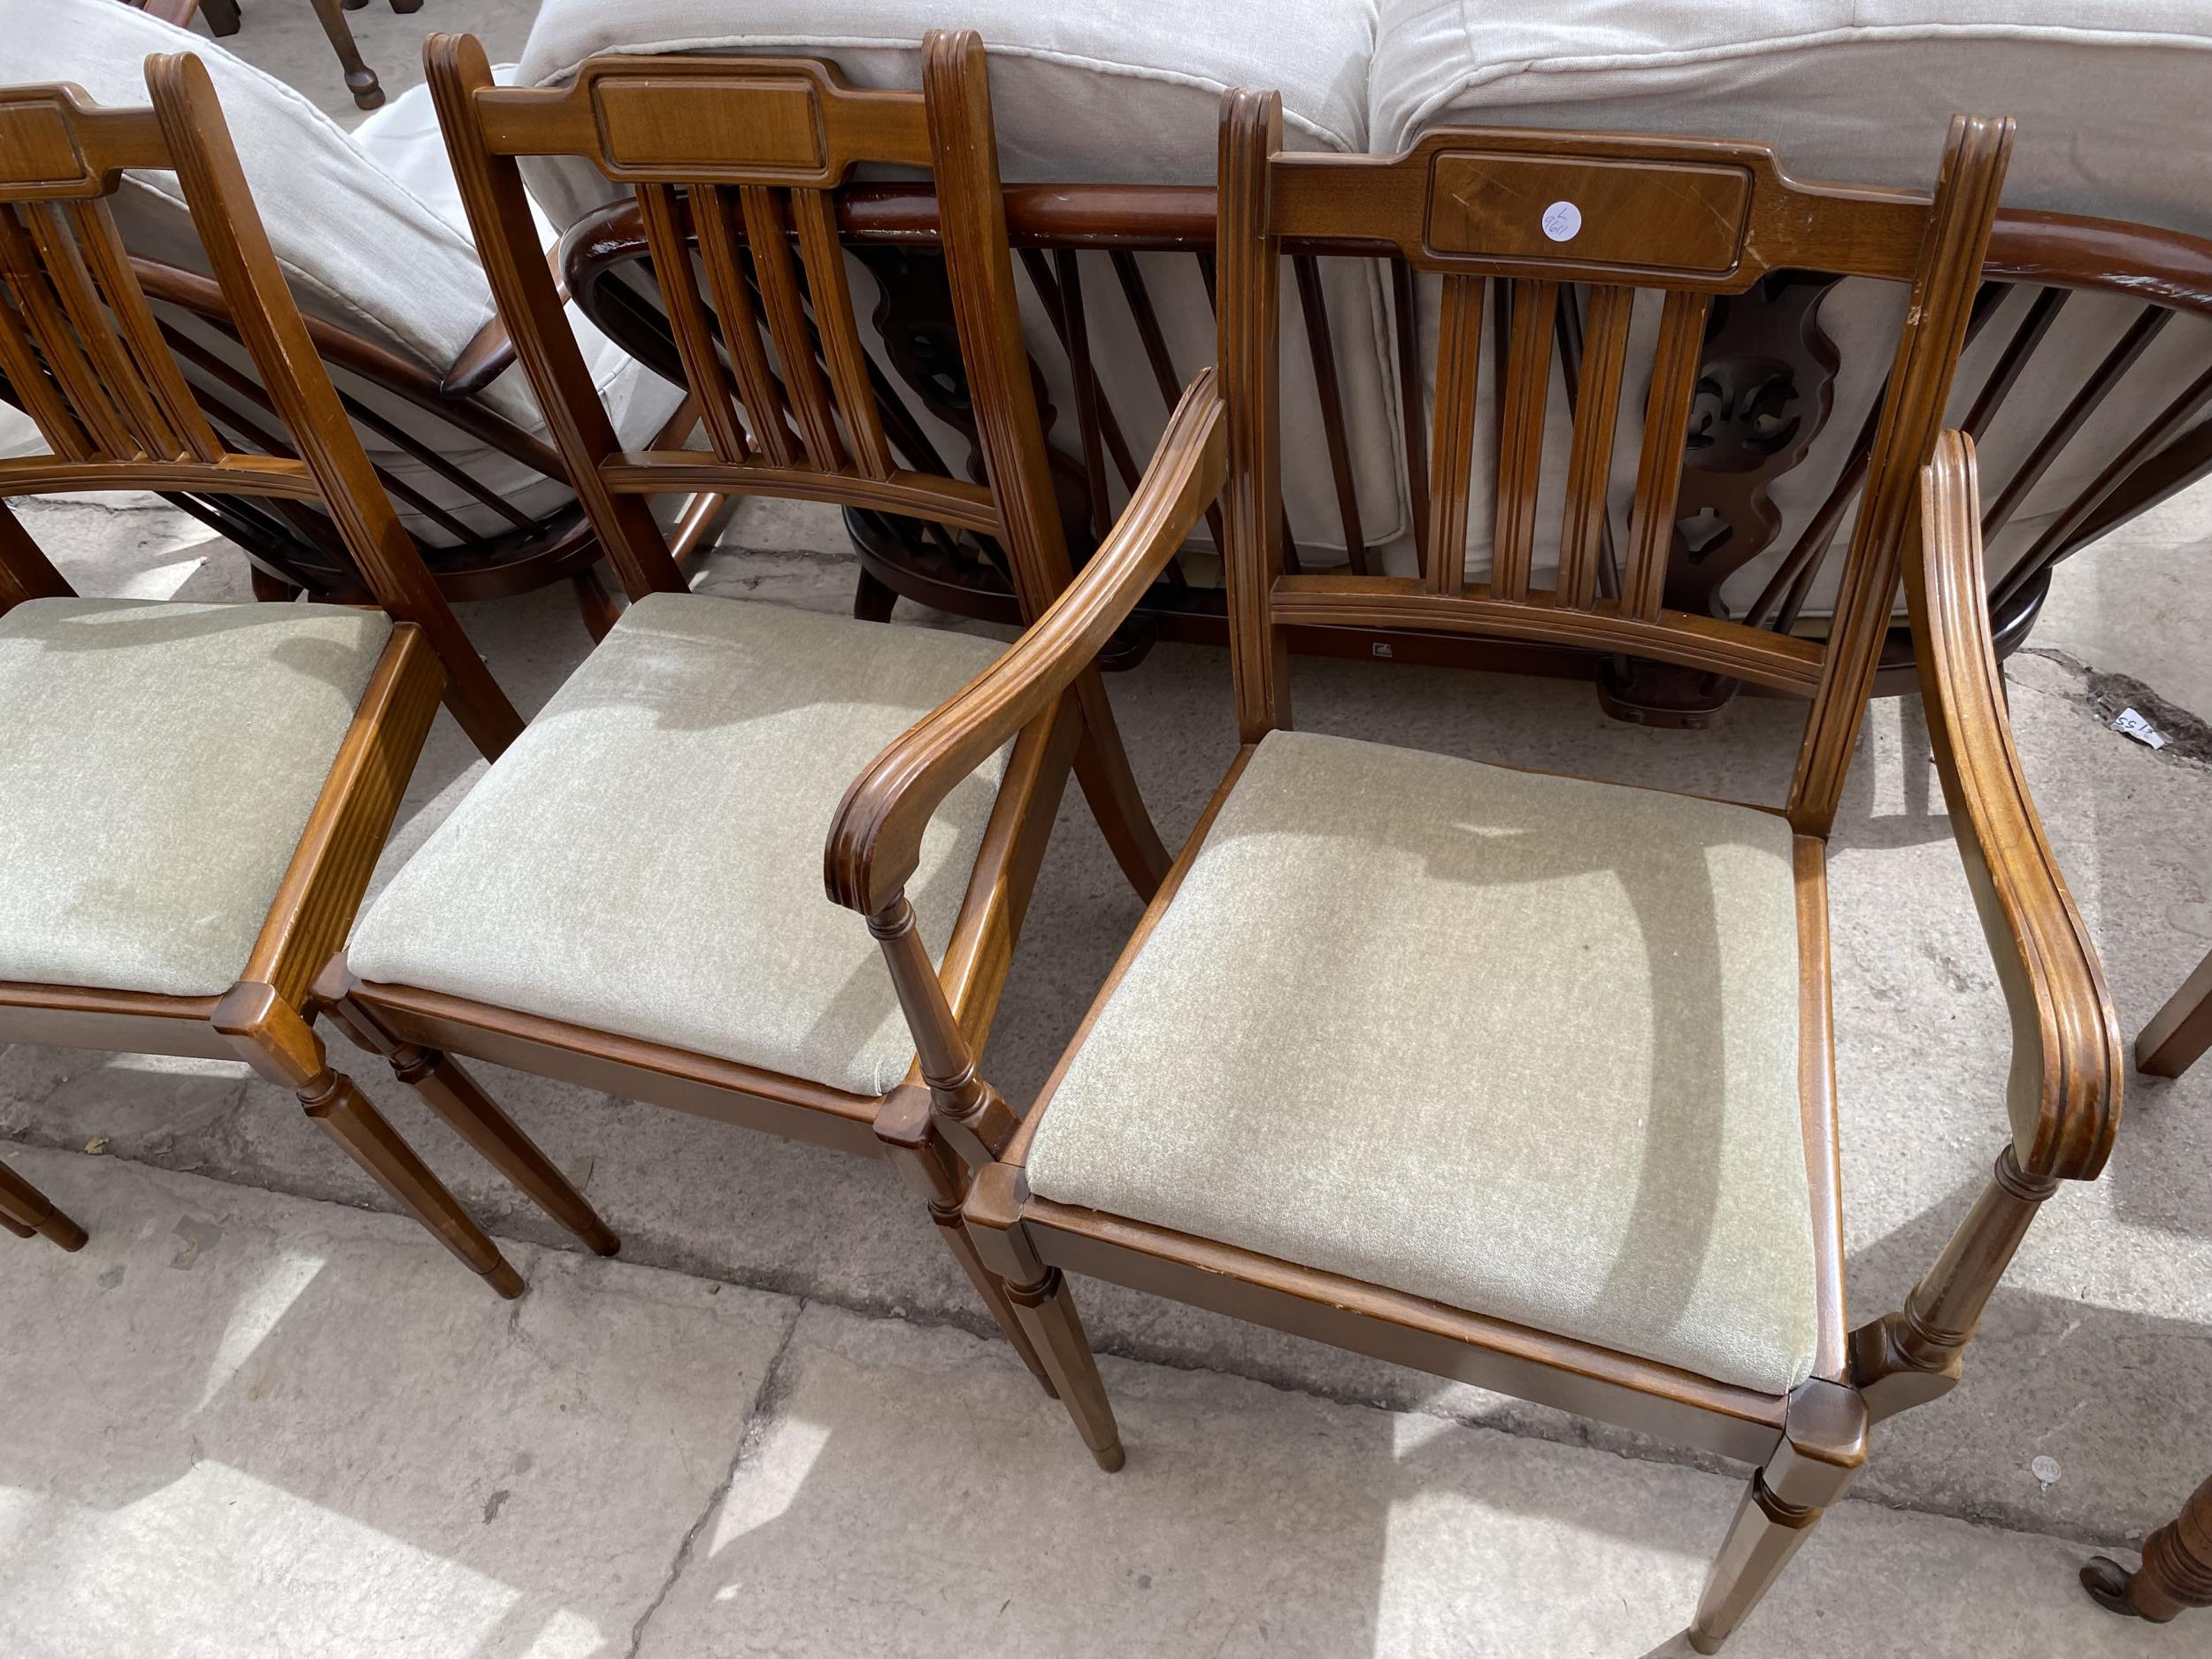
[0,65,608,1290]
[830,101,2122,1647]
[313,33,1223,1381]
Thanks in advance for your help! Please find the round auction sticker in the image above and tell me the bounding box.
[1541,200,1582,243]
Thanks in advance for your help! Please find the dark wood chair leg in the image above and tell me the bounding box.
[2138,948,2212,1079]
[965,1164,1124,1471]
[198,0,241,35]
[1070,667,1171,901]
[1688,1381,1867,1653]
[0,1160,88,1252]
[388,1042,619,1256]
[853,566,899,623]
[315,972,616,1257]
[309,0,384,111]
[300,1065,524,1296]
[387,0,423,12]
[2084,1472,2212,1622]
[570,567,621,642]
[875,1088,1055,1395]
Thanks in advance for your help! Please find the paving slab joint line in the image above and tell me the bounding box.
[622,1295,809,1659]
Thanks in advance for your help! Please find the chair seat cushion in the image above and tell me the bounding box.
[1025,729,1819,1395]
[0,598,393,997]
[347,594,1008,1098]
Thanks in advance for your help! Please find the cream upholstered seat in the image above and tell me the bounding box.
[1024,728,1819,1395]
[0,598,393,997]
[347,595,1008,1098]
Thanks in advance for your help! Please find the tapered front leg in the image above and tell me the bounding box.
[0,1160,88,1252]
[1689,1379,1866,1652]
[966,1163,1124,1471]
[302,1067,524,1298]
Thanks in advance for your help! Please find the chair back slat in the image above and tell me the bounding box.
[1555,282,1632,608]
[691,184,799,467]
[792,188,895,480]
[737,183,846,471]
[0,204,140,457]
[1219,98,2011,832]
[634,181,749,464]
[1490,278,1555,603]
[429,34,1082,618]
[58,199,222,462]
[1622,288,1711,622]
[1425,273,1481,595]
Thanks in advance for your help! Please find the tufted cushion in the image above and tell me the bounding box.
[4,1,686,544]
[511,0,1404,566]
[348,595,1009,1098]
[1366,0,2212,613]
[1025,728,1818,1395]
[0,598,393,997]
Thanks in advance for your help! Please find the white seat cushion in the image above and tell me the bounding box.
[0,597,393,997]
[347,594,1008,1098]
[1366,0,2212,614]
[6,2,686,545]
[1025,728,1818,1395]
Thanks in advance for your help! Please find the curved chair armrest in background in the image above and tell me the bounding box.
[1905,429,2124,1183]
[826,369,1225,918]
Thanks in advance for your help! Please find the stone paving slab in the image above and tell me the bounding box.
[0,1145,795,1659]
[4,1144,2193,1659]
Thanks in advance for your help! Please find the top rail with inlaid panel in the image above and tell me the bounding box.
[1219,108,2012,838]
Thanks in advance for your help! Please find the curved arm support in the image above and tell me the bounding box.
[825,369,1224,917]
[1905,430,2123,1183]
[1851,431,2125,1424]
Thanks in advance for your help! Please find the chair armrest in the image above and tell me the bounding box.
[440,243,568,398]
[826,369,1225,917]
[1905,430,2124,1180]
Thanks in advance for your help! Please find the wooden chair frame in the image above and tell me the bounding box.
[827,100,2124,1648]
[311,32,1223,1380]
[0,61,618,1291]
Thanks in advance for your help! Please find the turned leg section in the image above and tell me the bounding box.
[388,1044,619,1257]
[302,1068,523,1298]
[0,1161,88,1252]
[1850,1146,2056,1424]
[2083,1472,2212,1622]
[308,0,383,109]
[876,1086,1054,1395]
[967,1162,1124,1471]
[1690,1379,1867,1653]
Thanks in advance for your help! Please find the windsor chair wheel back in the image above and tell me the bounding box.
[823,97,2123,1647]
[316,32,1225,1386]
[0,61,609,1293]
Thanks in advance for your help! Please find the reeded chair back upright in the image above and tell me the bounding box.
[0,58,605,1294]
[421,28,1168,893]
[826,100,2124,1647]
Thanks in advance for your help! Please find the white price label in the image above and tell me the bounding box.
[2112,707,2167,749]
[1540,200,1582,243]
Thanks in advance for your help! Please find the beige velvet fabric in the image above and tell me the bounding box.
[1025,730,1819,1395]
[348,595,1008,1098]
[0,597,392,997]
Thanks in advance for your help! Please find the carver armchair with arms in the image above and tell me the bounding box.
[312,31,1222,1382]
[0,59,617,1293]
[828,96,2124,1647]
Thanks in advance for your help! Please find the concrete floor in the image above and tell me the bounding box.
[5,4,2212,1654]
